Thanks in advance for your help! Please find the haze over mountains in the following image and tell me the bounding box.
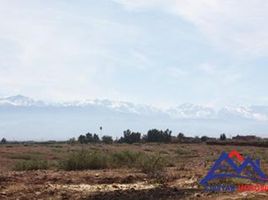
[0,95,268,140]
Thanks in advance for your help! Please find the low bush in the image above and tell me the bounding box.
[60,150,168,174]
[136,154,166,174]
[13,160,48,171]
[111,151,142,168]
[59,151,109,170]
[7,152,43,160]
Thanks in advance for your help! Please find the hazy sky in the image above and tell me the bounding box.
[1,0,268,108]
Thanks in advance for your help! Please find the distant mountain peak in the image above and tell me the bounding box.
[0,95,43,106]
[5,94,32,101]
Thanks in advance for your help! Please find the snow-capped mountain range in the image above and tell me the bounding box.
[0,95,268,121]
[0,95,268,140]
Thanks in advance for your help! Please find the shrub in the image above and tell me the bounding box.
[59,150,169,174]
[7,152,44,160]
[60,151,109,170]
[136,154,166,174]
[13,160,48,171]
[175,148,191,155]
[111,151,142,167]
[111,151,168,174]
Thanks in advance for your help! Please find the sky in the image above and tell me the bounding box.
[1,0,268,108]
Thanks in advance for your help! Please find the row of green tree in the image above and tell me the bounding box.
[77,133,113,144]
[0,131,227,145]
[78,129,176,144]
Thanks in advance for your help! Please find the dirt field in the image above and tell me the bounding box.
[0,143,268,199]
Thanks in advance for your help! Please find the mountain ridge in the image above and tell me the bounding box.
[0,95,268,121]
[1,95,268,140]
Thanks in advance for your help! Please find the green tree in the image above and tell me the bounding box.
[68,137,76,145]
[78,135,87,144]
[102,136,113,144]
[85,133,93,143]
[146,129,172,143]
[220,133,227,141]
[1,138,7,144]
[201,136,209,142]
[93,134,100,143]
[122,129,141,144]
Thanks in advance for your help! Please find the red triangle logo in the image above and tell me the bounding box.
[228,150,244,163]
